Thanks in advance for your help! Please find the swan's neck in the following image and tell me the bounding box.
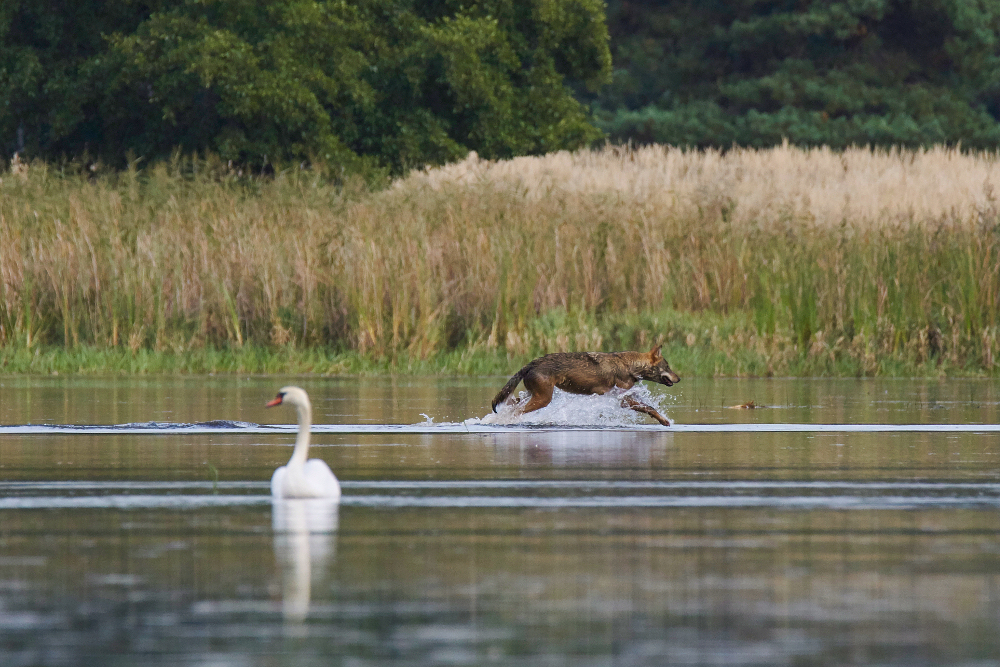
[289,400,312,466]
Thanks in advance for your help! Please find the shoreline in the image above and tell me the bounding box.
[0,338,992,377]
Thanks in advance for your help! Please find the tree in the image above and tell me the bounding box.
[0,0,611,172]
[591,0,1000,149]
[0,0,152,157]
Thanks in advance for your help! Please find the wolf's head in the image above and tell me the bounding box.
[641,345,680,387]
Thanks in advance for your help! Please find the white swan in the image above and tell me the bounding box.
[266,386,341,500]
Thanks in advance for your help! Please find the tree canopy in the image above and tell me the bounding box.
[1,0,611,173]
[591,0,1000,149]
[8,0,1000,165]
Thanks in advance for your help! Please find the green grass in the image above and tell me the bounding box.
[1,146,999,377]
[0,307,988,378]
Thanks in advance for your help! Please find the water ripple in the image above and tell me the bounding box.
[1,479,999,510]
[0,422,999,435]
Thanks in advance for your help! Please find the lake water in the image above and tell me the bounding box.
[1,375,999,666]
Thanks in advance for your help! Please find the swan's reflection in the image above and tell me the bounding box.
[272,498,339,626]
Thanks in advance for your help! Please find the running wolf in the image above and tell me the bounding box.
[491,345,679,426]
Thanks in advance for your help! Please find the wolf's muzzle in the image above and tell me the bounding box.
[660,372,679,386]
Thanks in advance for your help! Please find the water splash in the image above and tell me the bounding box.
[472,386,673,427]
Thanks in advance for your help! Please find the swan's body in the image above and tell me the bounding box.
[267,386,341,500]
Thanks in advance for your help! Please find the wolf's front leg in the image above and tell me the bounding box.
[621,395,672,427]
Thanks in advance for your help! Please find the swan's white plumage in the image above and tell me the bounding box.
[267,386,341,500]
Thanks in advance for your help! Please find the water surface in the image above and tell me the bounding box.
[1,376,999,665]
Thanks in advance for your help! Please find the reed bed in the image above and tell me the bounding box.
[1,144,998,375]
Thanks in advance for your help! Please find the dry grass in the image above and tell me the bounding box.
[415,142,1000,227]
[1,144,998,375]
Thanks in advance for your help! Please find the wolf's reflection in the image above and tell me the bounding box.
[272,498,339,625]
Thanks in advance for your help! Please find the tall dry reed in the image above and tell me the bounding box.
[1,145,998,374]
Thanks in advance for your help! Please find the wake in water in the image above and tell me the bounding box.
[469,385,674,428]
[56,420,260,430]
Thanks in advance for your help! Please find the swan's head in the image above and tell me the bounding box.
[266,386,311,411]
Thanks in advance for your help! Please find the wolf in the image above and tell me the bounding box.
[491,345,680,426]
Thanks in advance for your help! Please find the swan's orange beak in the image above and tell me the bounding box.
[266,395,283,408]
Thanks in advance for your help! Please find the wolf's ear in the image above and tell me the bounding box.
[650,344,662,361]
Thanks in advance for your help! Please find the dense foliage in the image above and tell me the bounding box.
[0,0,610,173]
[591,0,1000,149]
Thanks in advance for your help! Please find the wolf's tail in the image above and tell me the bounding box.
[491,364,532,412]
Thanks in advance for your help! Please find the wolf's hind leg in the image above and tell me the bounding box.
[498,393,523,411]
[621,395,671,427]
[520,378,555,414]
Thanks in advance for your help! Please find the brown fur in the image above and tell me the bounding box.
[491,345,680,426]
